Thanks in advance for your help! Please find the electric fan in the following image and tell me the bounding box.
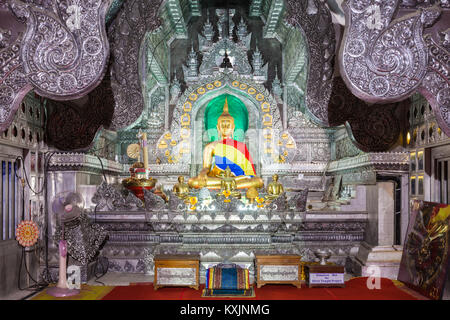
[46,191,84,297]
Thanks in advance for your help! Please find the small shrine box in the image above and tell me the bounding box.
[305,265,345,288]
[255,255,302,288]
[154,254,200,290]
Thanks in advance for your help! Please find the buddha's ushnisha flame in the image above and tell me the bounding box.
[217,97,235,125]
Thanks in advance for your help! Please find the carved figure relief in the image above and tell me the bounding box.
[107,0,163,130]
[285,0,336,126]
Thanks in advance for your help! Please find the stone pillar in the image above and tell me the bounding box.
[352,181,403,279]
[378,181,395,245]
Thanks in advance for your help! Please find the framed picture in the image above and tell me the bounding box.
[398,200,450,300]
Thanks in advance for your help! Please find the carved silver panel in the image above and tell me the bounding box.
[92,181,144,211]
[259,265,298,281]
[54,213,108,265]
[156,267,197,285]
[10,0,110,100]
[418,34,450,137]
[340,0,441,103]
[199,39,252,76]
[0,31,32,132]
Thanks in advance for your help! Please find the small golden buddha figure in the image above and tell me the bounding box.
[188,98,264,190]
[172,176,190,199]
[266,174,284,201]
[246,187,258,204]
[220,167,241,198]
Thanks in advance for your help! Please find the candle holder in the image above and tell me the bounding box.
[314,249,331,265]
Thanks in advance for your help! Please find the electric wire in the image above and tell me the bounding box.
[13,96,54,293]
[15,156,45,195]
[16,163,49,292]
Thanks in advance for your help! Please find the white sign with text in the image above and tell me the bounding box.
[309,273,345,284]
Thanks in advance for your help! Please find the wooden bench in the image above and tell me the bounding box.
[154,254,200,290]
[255,255,302,288]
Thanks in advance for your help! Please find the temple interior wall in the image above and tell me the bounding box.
[0,0,448,299]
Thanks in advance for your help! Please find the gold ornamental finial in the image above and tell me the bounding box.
[223,97,230,114]
[218,97,234,123]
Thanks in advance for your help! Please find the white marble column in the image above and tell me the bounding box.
[354,181,403,279]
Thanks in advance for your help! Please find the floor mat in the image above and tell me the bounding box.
[31,284,115,300]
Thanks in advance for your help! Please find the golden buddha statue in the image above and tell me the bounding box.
[246,187,258,204]
[188,98,264,190]
[172,176,190,199]
[220,166,241,198]
[266,174,284,201]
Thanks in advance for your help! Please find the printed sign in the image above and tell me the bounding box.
[309,273,344,285]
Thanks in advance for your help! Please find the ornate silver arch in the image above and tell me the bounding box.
[156,74,296,166]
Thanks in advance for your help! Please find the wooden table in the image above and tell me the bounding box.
[305,265,345,288]
[255,255,302,288]
[154,254,200,290]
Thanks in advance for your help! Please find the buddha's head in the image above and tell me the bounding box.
[272,174,279,182]
[217,98,235,139]
[178,176,185,183]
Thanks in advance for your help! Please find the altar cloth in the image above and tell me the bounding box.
[206,264,250,290]
[213,138,256,177]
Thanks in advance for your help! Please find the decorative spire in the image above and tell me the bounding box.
[216,9,226,40]
[182,42,199,82]
[170,74,181,102]
[202,11,214,42]
[228,9,236,39]
[252,41,268,83]
[272,65,283,97]
[199,10,214,52]
[252,44,263,74]
[187,42,198,76]
[236,17,248,42]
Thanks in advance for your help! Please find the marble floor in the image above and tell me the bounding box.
[87,272,154,286]
[1,290,37,300]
